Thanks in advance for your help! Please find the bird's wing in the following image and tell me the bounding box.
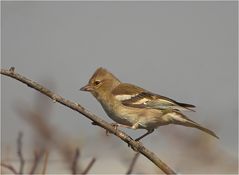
[112,83,195,112]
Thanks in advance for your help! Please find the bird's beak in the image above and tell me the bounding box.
[80,84,93,92]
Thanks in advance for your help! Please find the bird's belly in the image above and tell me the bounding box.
[100,100,168,129]
[120,107,169,129]
[106,110,132,126]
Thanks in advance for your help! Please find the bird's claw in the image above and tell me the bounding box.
[91,121,98,125]
[125,135,143,150]
[105,123,119,136]
[128,140,143,152]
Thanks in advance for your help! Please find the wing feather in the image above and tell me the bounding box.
[112,83,195,112]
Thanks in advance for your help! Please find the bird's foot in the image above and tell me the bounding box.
[128,140,143,152]
[91,121,98,125]
[125,135,143,150]
[106,123,119,136]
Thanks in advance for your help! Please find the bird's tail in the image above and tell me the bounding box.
[169,112,219,139]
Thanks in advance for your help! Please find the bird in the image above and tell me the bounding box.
[80,67,219,141]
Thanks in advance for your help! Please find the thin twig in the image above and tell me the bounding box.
[29,149,42,174]
[17,131,25,174]
[71,148,80,174]
[1,163,18,174]
[126,152,140,174]
[1,67,176,174]
[42,150,49,174]
[16,105,80,172]
[82,157,96,174]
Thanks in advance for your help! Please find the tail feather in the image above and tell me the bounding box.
[170,112,219,139]
[176,102,196,112]
[177,102,196,108]
[189,122,219,139]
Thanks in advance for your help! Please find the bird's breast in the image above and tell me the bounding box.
[99,99,133,126]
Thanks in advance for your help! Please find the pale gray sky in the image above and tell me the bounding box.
[1,1,237,174]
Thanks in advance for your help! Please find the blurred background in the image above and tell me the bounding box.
[1,1,238,174]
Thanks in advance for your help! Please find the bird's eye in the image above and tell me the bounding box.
[94,80,101,86]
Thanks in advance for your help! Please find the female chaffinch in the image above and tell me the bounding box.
[81,67,218,141]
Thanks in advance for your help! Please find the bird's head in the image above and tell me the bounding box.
[80,67,121,97]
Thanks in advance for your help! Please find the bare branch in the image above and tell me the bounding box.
[1,163,18,174]
[42,150,49,174]
[126,152,140,174]
[71,148,80,174]
[1,67,176,174]
[17,132,25,174]
[82,157,96,174]
[29,149,42,174]
[15,105,77,170]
